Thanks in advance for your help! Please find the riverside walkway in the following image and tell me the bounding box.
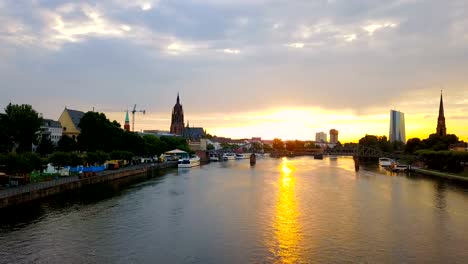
[0,162,177,207]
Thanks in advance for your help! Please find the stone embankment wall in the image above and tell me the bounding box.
[0,162,177,209]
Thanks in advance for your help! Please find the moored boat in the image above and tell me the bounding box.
[379,157,395,167]
[391,164,408,172]
[178,155,201,168]
[209,153,219,162]
[235,153,244,160]
[222,153,236,160]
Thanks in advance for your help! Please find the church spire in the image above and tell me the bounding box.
[177,92,180,104]
[436,90,447,136]
[124,110,130,132]
[439,90,444,117]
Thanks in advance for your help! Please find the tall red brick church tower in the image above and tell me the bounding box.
[170,93,185,135]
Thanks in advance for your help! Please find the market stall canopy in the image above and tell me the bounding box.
[165,149,188,154]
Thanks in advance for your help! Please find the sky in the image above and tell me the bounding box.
[1,0,468,142]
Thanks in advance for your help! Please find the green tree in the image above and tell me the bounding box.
[0,152,43,175]
[272,138,285,150]
[57,135,78,152]
[285,141,296,151]
[48,152,71,170]
[207,144,215,151]
[405,138,422,154]
[37,134,55,156]
[1,103,42,153]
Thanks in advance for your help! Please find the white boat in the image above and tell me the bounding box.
[222,153,236,160]
[379,157,395,167]
[235,153,244,160]
[209,153,219,162]
[178,155,201,168]
[391,164,408,172]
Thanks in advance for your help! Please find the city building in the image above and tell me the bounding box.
[315,132,327,143]
[436,91,447,136]
[124,110,130,132]
[58,108,85,139]
[41,119,63,145]
[389,110,406,143]
[329,129,339,144]
[183,126,206,141]
[170,93,185,135]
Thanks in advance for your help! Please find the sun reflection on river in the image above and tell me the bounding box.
[272,157,302,263]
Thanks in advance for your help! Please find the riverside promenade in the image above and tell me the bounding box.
[0,162,178,209]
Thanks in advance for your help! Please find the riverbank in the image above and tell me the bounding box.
[411,167,468,182]
[0,162,178,209]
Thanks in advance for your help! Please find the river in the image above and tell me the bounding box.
[1,156,468,263]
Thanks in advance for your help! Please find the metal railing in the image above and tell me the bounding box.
[0,161,179,199]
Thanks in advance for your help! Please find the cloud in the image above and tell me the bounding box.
[363,22,398,35]
[1,0,468,141]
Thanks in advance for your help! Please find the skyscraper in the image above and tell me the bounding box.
[436,91,447,136]
[389,110,406,143]
[170,93,185,135]
[329,129,339,144]
[315,132,327,143]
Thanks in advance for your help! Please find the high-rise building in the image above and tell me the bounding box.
[329,129,339,144]
[389,110,406,143]
[124,110,130,132]
[170,93,185,135]
[436,91,447,136]
[315,132,327,143]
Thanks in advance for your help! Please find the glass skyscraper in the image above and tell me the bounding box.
[389,110,406,143]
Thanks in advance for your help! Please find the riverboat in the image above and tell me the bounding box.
[235,154,244,160]
[209,153,220,162]
[379,157,395,167]
[222,153,236,160]
[178,155,201,168]
[391,164,409,172]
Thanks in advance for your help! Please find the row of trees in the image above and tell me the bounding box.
[0,104,192,176]
[271,139,321,151]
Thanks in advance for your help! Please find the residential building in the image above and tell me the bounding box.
[58,108,85,140]
[436,91,447,136]
[41,119,63,145]
[315,132,327,143]
[389,110,406,143]
[329,129,339,144]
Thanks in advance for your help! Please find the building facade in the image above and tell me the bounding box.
[436,91,447,136]
[170,94,185,135]
[329,129,339,144]
[389,110,406,143]
[58,108,85,140]
[315,132,327,143]
[41,119,63,145]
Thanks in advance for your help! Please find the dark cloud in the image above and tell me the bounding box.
[1,0,468,119]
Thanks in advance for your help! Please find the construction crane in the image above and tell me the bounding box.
[131,104,146,132]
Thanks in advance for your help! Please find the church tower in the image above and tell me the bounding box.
[170,93,185,135]
[436,91,447,136]
[124,110,130,132]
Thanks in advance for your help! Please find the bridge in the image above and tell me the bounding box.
[324,145,409,159]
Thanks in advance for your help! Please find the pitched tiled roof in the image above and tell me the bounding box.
[66,109,85,130]
[43,119,62,128]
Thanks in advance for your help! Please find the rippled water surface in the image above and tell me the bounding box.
[1,157,468,263]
